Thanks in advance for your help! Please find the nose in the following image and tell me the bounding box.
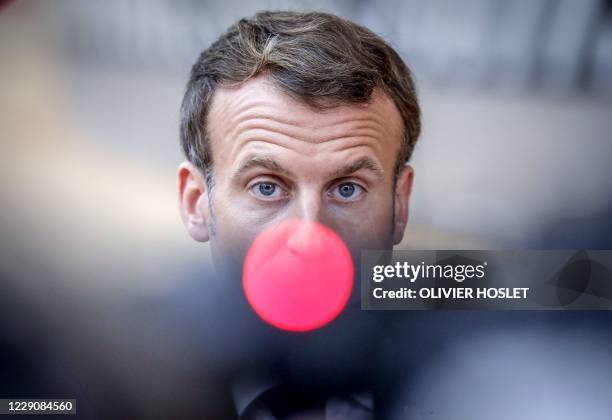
[289,187,324,224]
[284,189,327,255]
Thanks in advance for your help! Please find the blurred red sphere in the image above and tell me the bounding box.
[243,220,354,332]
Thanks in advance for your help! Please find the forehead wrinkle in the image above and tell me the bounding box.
[227,105,303,131]
[224,97,387,127]
[227,115,306,148]
[210,79,403,171]
[231,133,387,167]
[312,119,391,145]
[211,75,402,134]
[229,127,303,159]
[209,86,299,145]
[315,135,385,159]
[216,90,396,141]
[225,106,394,148]
[230,119,390,149]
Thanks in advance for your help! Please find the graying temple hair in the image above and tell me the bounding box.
[180,10,421,184]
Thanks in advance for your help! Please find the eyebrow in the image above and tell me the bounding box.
[233,156,293,179]
[232,155,384,180]
[329,157,385,180]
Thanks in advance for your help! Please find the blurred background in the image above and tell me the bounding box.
[1,1,612,418]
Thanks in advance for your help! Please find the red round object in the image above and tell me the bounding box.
[243,220,354,332]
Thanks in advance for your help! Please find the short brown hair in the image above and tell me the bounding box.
[180,10,420,182]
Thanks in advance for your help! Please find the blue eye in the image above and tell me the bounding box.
[331,182,364,202]
[250,181,285,200]
[258,182,276,196]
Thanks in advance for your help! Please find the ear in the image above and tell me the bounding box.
[178,161,211,242]
[392,165,414,245]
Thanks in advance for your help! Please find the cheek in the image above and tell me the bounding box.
[208,189,281,264]
[215,193,282,236]
[325,197,395,251]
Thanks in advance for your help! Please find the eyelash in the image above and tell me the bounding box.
[247,177,289,201]
[247,178,367,203]
[328,182,366,202]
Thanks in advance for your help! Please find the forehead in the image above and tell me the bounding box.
[206,75,403,168]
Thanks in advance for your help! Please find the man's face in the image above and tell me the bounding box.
[179,75,413,274]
